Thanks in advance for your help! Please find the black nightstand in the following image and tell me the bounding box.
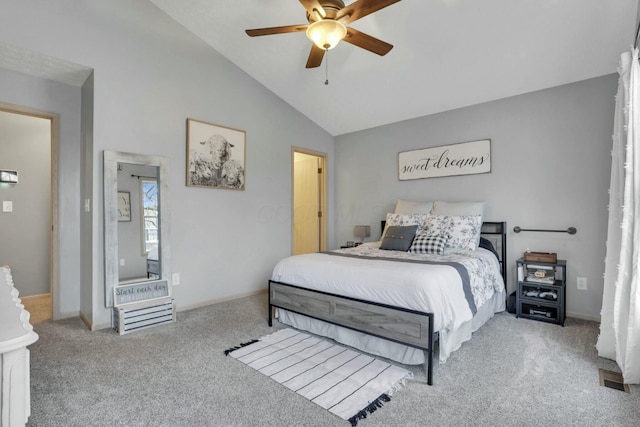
[516,258,566,326]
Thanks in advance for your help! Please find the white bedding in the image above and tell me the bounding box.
[271,242,505,364]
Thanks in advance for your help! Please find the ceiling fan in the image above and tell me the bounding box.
[245,0,401,69]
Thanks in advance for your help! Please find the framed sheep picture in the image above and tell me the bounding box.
[186,118,246,190]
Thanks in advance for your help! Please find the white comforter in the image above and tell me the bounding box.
[271,242,504,334]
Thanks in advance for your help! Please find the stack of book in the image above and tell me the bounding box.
[525,264,556,284]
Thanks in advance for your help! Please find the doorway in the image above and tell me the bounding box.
[0,107,54,323]
[292,148,327,255]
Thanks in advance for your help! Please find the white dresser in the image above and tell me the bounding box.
[0,266,39,427]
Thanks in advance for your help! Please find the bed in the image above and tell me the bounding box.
[268,202,507,385]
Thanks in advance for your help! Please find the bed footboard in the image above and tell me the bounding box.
[268,280,436,385]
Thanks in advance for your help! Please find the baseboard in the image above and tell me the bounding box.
[176,288,267,312]
[20,292,50,301]
[56,310,81,320]
[79,289,267,331]
[566,311,601,322]
[94,321,112,330]
[78,310,111,332]
[79,311,93,331]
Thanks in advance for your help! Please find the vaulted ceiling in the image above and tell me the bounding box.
[1,1,636,137]
[149,0,638,136]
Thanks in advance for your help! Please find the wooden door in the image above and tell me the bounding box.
[293,150,325,255]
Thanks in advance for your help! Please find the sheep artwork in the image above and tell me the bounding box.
[188,134,234,187]
[220,159,245,189]
[188,152,215,186]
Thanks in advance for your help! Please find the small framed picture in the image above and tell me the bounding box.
[117,191,131,222]
[186,118,246,190]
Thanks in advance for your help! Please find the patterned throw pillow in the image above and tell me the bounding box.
[384,212,428,235]
[422,214,453,237]
[447,215,483,253]
[408,234,448,255]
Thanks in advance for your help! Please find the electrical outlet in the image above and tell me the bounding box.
[119,258,125,267]
[577,277,587,290]
[172,273,180,286]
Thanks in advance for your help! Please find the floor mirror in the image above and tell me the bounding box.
[103,150,171,309]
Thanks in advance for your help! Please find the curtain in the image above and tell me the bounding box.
[597,47,640,384]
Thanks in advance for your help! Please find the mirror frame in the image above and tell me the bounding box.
[103,150,171,308]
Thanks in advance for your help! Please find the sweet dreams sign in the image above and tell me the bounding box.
[398,139,491,180]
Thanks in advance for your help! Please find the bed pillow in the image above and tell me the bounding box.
[394,199,434,215]
[446,215,483,253]
[422,214,453,237]
[432,201,485,216]
[384,212,427,236]
[408,234,448,255]
[380,225,419,251]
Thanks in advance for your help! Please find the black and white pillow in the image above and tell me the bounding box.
[384,212,428,236]
[447,214,483,253]
[409,234,448,255]
[422,213,482,254]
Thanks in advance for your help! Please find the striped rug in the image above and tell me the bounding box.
[225,328,412,426]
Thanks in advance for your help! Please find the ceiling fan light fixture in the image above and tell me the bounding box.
[306,19,346,50]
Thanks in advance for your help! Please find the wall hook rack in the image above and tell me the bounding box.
[513,226,577,235]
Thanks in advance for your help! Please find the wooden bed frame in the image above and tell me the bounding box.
[268,221,507,385]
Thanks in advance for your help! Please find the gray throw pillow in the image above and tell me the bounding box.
[380,225,419,251]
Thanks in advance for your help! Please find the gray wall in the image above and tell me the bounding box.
[335,74,617,321]
[80,72,94,324]
[0,0,335,329]
[0,110,50,296]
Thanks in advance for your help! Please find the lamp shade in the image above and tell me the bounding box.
[306,19,347,50]
[353,225,371,239]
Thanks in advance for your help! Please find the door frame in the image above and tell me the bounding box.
[0,103,59,319]
[291,146,327,254]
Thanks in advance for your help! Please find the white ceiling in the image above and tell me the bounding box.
[0,42,92,87]
[150,0,639,136]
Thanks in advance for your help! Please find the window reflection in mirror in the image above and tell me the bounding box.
[117,163,160,283]
[140,178,158,253]
[140,178,159,279]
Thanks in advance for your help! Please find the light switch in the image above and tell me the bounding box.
[2,201,13,213]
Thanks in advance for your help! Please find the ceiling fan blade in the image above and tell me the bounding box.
[299,0,326,19]
[343,27,393,56]
[336,0,401,24]
[245,25,308,37]
[305,44,326,68]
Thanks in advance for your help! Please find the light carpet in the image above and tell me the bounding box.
[225,328,412,426]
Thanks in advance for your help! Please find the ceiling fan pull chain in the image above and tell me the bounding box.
[325,49,329,85]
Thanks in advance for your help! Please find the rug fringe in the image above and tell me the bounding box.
[387,373,413,397]
[347,393,391,427]
[223,339,259,356]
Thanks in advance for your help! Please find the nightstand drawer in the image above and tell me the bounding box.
[519,301,559,323]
